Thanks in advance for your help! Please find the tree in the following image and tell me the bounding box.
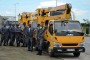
[83,19,90,24]
[83,19,90,34]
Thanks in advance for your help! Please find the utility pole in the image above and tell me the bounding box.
[71,11,75,20]
[55,0,58,11]
[15,4,16,22]
[56,0,57,7]
[14,3,18,25]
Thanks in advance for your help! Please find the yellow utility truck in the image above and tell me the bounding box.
[35,3,85,57]
[18,12,32,26]
[18,12,37,28]
[18,3,85,57]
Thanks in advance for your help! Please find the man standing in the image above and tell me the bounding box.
[27,24,34,51]
[22,22,28,47]
[35,24,40,51]
[36,22,47,55]
[9,24,15,46]
[8,24,12,46]
[0,25,9,46]
[15,25,22,47]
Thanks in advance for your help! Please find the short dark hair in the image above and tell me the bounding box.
[37,24,40,27]
[23,22,26,25]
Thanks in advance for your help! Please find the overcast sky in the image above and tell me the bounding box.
[0,0,90,23]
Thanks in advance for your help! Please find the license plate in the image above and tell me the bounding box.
[58,50,62,51]
[67,49,75,51]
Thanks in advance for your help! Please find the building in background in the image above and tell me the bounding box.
[0,16,4,28]
[0,16,18,28]
[81,23,90,35]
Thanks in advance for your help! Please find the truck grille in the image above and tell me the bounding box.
[62,44,78,46]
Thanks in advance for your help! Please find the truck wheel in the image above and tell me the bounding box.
[49,51,55,57]
[73,52,80,57]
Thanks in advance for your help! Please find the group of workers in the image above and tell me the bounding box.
[0,22,47,55]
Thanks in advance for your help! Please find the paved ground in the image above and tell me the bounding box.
[0,37,90,60]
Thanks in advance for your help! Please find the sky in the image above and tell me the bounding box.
[0,0,90,23]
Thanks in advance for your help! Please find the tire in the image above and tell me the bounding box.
[49,51,55,57]
[73,52,80,57]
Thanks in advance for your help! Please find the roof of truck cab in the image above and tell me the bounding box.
[49,20,80,22]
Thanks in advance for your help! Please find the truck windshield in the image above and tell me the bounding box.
[54,21,83,36]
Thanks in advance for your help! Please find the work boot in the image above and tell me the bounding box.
[3,44,7,46]
[0,43,2,46]
[39,50,42,55]
[35,47,38,51]
[36,53,40,55]
[36,50,42,55]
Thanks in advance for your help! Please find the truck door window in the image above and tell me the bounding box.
[49,22,53,35]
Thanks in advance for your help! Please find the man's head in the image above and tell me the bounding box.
[23,22,26,26]
[3,24,6,27]
[16,24,19,27]
[37,24,40,27]
[28,24,31,27]
[9,24,11,27]
[40,22,44,27]
[12,24,15,27]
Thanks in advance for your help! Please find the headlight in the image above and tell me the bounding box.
[80,42,85,47]
[53,42,61,47]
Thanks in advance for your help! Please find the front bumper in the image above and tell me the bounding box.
[52,47,85,53]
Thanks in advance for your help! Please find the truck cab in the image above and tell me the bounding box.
[44,20,85,57]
